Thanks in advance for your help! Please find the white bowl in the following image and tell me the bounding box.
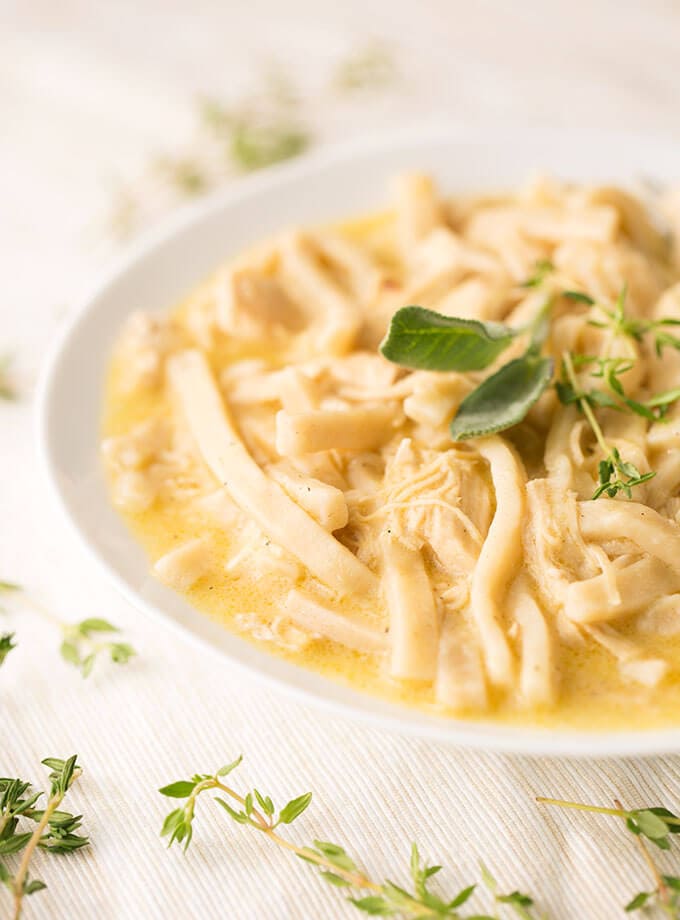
[37,125,680,757]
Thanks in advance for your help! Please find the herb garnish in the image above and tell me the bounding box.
[381,273,680,500]
[380,307,517,372]
[519,259,555,289]
[160,757,539,918]
[59,617,136,678]
[0,756,88,920]
[380,304,555,441]
[559,351,656,499]
[0,634,16,667]
[589,285,680,357]
[537,796,680,916]
[0,584,135,678]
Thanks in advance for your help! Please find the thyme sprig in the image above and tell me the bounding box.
[0,756,88,920]
[556,353,680,422]
[559,351,656,499]
[0,584,135,678]
[589,285,680,357]
[59,617,135,678]
[159,757,538,918]
[537,796,680,916]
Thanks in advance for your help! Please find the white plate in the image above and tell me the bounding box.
[37,125,680,757]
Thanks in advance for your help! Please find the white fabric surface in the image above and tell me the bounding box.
[3,2,680,918]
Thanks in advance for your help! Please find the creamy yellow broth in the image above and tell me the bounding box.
[102,174,680,731]
[97,449,680,731]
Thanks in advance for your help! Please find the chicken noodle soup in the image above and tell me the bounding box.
[102,172,680,729]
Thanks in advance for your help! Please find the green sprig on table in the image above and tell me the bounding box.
[159,756,539,919]
[0,756,88,920]
[0,581,135,678]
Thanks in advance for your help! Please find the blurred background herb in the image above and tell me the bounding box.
[108,41,397,240]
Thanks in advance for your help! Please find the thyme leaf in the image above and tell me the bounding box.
[449,351,554,441]
[0,633,16,667]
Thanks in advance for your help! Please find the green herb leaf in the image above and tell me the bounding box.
[0,633,16,667]
[450,352,554,440]
[253,788,274,817]
[520,259,554,288]
[215,798,248,825]
[563,290,596,305]
[230,121,309,172]
[380,306,516,371]
[498,890,534,907]
[0,833,32,855]
[160,808,185,839]
[277,792,312,825]
[59,640,80,667]
[448,884,476,907]
[60,617,135,678]
[76,618,118,634]
[217,756,243,777]
[158,781,197,799]
[24,878,47,896]
[349,895,392,915]
[625,891,651,911]
[627,810,670,849]
[646,387,680,409]
[319,871,351,887]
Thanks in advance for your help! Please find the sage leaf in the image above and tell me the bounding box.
[380,306,516,371]
[450,353,554,440]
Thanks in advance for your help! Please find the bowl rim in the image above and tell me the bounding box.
[36,122,680,758]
